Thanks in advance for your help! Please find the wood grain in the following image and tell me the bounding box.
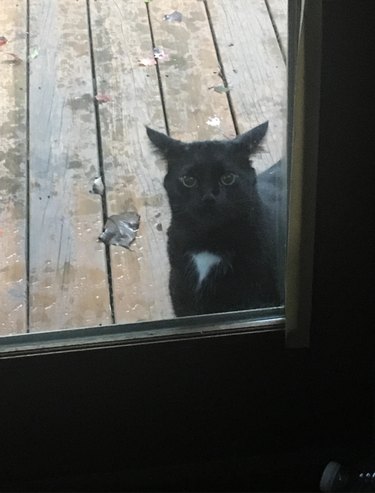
[89,0,173,323]
[206,0,287,173]
[0,2,28,335]
[0,0,288,335]
[149,0,236,141]
[267,0,288,57]
[28,0,112,331]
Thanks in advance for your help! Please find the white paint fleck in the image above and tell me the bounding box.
[206,116,221,127]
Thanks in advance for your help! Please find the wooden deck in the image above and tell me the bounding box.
[0,0,286,335]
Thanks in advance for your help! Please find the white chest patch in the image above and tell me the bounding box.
[191,251,222,289]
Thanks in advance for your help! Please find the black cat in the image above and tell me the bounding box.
[147,122,282,317]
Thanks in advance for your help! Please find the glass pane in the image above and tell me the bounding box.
[0,0,287,340]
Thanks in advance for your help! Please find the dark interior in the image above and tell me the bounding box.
[0,1,374,491]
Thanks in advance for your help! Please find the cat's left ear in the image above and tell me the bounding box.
[234,121,269,154]
[146,127,182,156]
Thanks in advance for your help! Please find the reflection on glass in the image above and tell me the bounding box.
[0,0,286,336]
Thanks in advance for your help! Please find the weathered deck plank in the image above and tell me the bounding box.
[89,0,173,323]
[267,0,288,57]
[0,0,288,336]
[0,2,28,335]
[206,0,287,173]
[28,0,112,331]
[149,0,236,141]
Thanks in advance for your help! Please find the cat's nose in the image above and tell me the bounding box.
[202,192,216,205]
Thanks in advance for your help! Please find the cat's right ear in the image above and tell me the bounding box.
[234,121,269,154]
[146,127,181,156]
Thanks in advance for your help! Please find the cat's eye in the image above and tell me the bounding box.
[179,175,197,188]
[220,172,238,186]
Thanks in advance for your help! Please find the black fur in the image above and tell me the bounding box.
[147,123,281,316]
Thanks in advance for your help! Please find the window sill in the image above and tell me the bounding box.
[0,307,284,358]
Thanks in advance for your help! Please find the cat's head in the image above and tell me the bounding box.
[146,122,268,227]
